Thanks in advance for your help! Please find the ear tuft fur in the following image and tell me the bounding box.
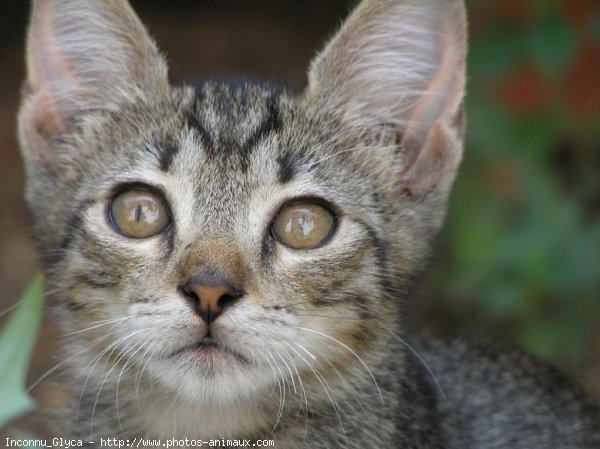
[307,0,467,196]
[19,0,169,165]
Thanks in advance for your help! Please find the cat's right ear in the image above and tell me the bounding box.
[19,0,168,167]
[306,0,467,198]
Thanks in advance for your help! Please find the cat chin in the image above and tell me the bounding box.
[149,355,274,406]
[135,391,277,441]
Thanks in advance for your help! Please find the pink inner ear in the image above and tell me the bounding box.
[305,0,466,200]
[20,91,63,168]
[400,27,466,148]
[399,120,462,197]
[33,92,69,137]
[29,0,77,89]
[28,1,84,134]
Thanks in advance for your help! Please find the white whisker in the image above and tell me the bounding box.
[295,326,383,404]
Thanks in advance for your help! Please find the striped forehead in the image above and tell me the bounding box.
[145,82,289,233]
[160,82,282,176]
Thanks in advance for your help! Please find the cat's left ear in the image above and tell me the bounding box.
[307,0,467,197]
[20,0,169,165]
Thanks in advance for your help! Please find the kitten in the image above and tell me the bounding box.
[19,0,600,448]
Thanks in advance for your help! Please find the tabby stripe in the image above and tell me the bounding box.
[236,95,282,172]
[355,218,394,299]
[75,273,119,289]
[64,299,87,312]
[246,96,281,152]
[186,88,215,157]
[158,138,180,172]
[58,199,95,251]
[187,110,214,153]
[277,151,296,183]
[355,219,387,266]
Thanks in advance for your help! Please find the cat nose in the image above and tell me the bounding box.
[180,275,242,324]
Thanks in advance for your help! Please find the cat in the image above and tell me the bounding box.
[18,0,600,448]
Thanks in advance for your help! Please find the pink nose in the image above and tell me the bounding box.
[180,280,241,323]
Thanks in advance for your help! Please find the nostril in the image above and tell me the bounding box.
[178,280,243,324]
[218,292,241,310]
[179,284,198,302]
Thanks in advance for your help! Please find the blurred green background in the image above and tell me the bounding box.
[424,0,600,388]
[0,0,598,433]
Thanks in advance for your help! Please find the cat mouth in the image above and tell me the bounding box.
[171,336,250,365]
[195,336,219,347]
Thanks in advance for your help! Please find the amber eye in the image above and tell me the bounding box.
[271,202,336,249]
[110,188,170,238]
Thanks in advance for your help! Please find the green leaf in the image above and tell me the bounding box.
[0,274,44,427]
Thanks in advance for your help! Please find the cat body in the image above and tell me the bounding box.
[18,0,600,447]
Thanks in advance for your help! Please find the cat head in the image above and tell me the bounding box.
[19,0,465,425]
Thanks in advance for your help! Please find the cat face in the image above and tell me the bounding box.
[19,0,466,414]
[29,81,407,406]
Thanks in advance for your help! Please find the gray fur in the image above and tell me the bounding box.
[19,0,600,447]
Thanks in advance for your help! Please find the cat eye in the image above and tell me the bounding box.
[271,201,336,249]
[109,188,170,238]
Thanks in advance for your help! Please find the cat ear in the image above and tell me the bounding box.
[20,0,168,163]
[307,0,467,197]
